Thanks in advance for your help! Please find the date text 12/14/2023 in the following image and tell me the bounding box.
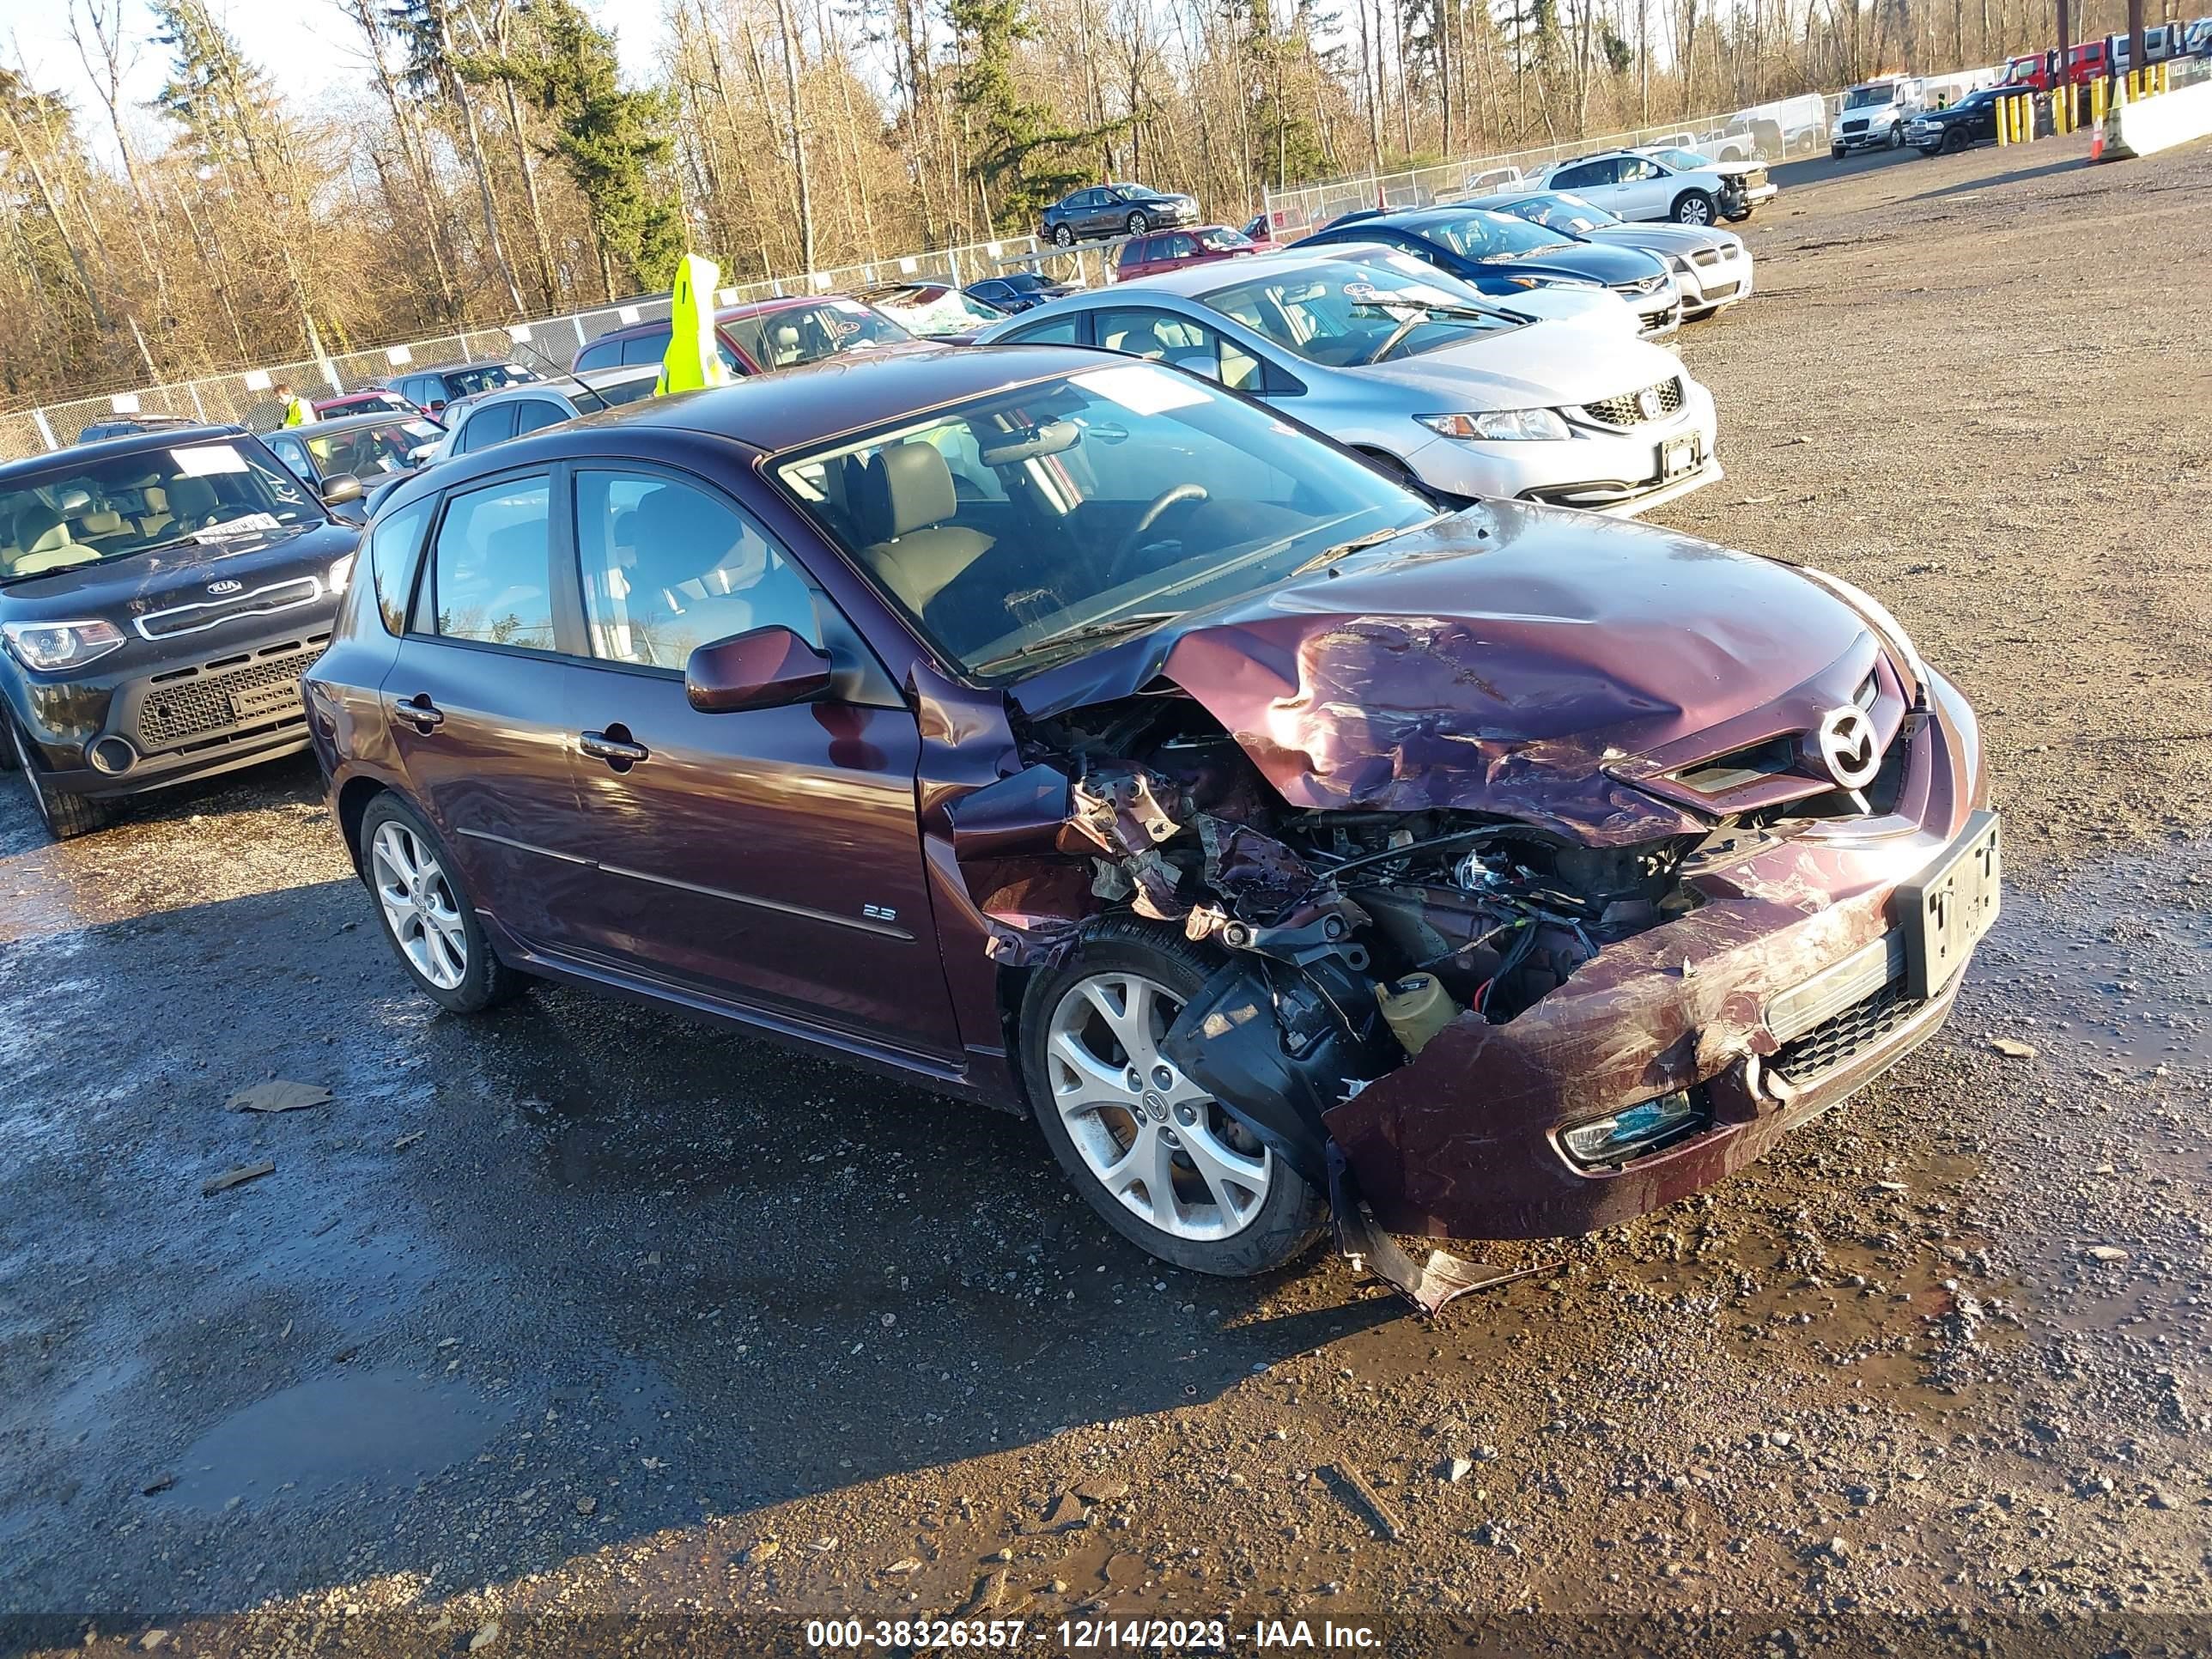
[803,1617,1388,1650]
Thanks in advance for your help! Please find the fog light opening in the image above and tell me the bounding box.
[1561,1088,1707,1169]
[87,736,137,776]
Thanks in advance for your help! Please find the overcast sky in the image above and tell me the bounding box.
[1,0,667,161]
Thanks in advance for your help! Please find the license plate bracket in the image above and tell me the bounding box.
[228,678,301,725]
[1899,809,2002,999]
[1658,434,1701,481]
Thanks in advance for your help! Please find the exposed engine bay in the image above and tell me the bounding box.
[946,687,1734,1310]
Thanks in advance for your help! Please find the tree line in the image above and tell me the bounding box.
[0,0,2130,408]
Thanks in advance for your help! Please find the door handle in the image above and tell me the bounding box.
[578,729,649,768]
[391,693,444,729]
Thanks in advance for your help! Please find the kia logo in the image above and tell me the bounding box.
[206,579,243,595]
[1817,706,1881,789]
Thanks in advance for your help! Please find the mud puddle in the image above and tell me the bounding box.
[150,1371,514,1511]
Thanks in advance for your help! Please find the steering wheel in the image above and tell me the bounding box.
[1107,484,1209,584]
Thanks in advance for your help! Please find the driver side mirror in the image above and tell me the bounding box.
[685,625,832,714]
[321,473,364,507]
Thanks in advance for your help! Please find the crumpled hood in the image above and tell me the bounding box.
[1014,502,1877,845]
[1353,315,1686,406]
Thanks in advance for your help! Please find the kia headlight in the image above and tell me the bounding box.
[1419,408,1572,442]
[328,554,356,592]
[2,618,127,672]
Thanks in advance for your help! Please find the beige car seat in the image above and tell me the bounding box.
[4,504,96,577]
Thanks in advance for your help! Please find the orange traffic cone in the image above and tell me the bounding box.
[2089,113,2105,161]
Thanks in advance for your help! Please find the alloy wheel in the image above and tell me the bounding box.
[1044,969,1272,1242]
[1054,225,1075,247]
[1679,195,1714,225]
[370,819,469,991]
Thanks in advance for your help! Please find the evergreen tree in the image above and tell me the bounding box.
[946,0,1094,231]
[497,0,685,298]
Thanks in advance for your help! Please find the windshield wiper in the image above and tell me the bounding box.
[971,611,1179,677]
[1350,298,1505,363]
[1290,520,1437,577]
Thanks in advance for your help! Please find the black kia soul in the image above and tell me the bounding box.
[0,426,359,838]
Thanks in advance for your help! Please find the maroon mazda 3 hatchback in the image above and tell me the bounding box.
[305,345,1996,1301]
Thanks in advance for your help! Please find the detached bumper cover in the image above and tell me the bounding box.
[1322,669,1987,1240]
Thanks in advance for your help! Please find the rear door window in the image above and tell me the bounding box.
[620,329,673,366]
[425,475,556,651]
[456,404,520,454]
[574,337,623,372]
[510,398,569,436]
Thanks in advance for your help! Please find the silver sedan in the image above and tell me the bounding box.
[1456,189,1754,319]
[973,246,1722,516]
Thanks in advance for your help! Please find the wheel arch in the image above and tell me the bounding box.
[336,774,392,874]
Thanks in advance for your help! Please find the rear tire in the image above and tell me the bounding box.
[8,719,105,839]
[1673,190,1717,225]
[356,793,523,1015]
[1019,920,1327,1278]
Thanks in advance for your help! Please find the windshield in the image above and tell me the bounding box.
[774,363,1437,678]
[1202,257,1523,367]
[870,286,1006,337]
[1195,227,1253,252]
[298,419,444,478]
[1419,211,1574,261]
[1649,148,1716,169]
[1510,192,1617,233]
[724,300,912,369]
[1844,85,1896,108]
[1,439,322,581]
[446,362,535,397]
[585,375,660,409]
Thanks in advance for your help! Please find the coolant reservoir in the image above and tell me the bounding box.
[1376,973,1459,1057]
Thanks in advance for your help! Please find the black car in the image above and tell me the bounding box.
[1037,182,1200,246]
[963,273,1077,314]
[73,414,199,446]
[265,412,447,526]
[384,360,539,418]
[0,426,358,837]
[1292,206,1682,337]
[1906,87,2017,154]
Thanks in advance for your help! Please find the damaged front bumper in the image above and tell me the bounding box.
[1325,671,1990,1240]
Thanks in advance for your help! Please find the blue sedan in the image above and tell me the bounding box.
[1294,206,1681,337]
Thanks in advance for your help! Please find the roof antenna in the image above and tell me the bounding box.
[507,337,615,415]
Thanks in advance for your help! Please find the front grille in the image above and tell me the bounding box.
[136,575,323,641]
[1700,278,1741,300]
[135,636,327,751]
[1691,247,1724,267]
[1577,375,1686,428]
[1843,118,1869,133]
[1770,977,1923,1086]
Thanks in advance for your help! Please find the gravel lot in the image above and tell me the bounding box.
[3,134,2210,1657]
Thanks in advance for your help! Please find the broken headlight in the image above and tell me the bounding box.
[1559,1089,1705,1167]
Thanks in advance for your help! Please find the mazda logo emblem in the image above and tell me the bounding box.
[206,579,243,595]
[1816,706,1881,790]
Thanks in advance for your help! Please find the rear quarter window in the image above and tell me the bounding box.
[574,337,624,372]
[368,498,434,636]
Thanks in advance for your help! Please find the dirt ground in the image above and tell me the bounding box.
[3,134,2211,1659]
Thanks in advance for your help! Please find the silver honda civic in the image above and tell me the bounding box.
[973,246,1722,516]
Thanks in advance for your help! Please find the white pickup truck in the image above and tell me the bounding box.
[1832,76,1927,155]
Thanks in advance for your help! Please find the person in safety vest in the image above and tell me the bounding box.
[276,383,310,427]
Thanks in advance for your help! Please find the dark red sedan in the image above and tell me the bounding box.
[305,345,1995,1303]
[1113,224,1265,281]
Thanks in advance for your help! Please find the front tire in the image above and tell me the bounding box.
[1019,921,1327,1278]
[357,793,521,1014]
[1053,224,1075,248]
[8,719,104,839]
[1672,190,1717,225]
[1125,210,1149,237]
[1831,144,1846,159]
[1887,122,1905,149]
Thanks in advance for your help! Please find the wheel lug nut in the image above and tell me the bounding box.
[1126,1068,1142,1089]
[1175,1103,1198,1127]
[1152,1066,1174,1089]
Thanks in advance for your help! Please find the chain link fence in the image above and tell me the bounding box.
[0,231,1127,462]
[1259,66,2008,236]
